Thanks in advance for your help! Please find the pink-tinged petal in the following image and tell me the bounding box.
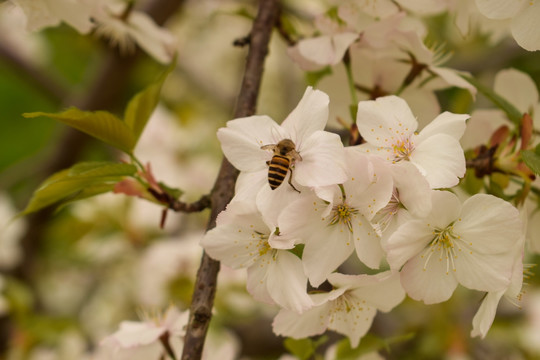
[430,67,477,97]
[475,0,524,19]
[384,219,435,270]
[338,0,399,20]
[416,112,469,143]
[390,162,432,218]
[401,87,441,130]
[349,271,405,312]
[428,190,462,228]
[355,142,394,160]
[281,87,329,144]
[471,290,505,338]
[272,303,330,338]
[454,194,521,254]
[303,223,355,287]
[511,3,540,51]
[494,68,539,113]
[460,109,507,150]
[400,252,459,304]
[113,322,165,347]
[217,115,284,172]
[352,216,384,269]
[266,251,313,313]
[287,45,326,71]
[328,298,377,348]
[454,249,511,292]
[294,131,347,187]
[298,33,359,66]
[411,134,465,188]
[356,96,418,147]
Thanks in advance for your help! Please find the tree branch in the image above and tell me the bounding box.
[180,0,280,359]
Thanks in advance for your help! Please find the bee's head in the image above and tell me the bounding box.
[277,139,296,155]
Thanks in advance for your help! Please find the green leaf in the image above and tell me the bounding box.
[22,161,136,214]
[335,333,415,359]
[284,338,315,360]
[124,59,176,143]
[460,75,522,125]
[23,108,136,153]
[522,150,540,175]
[306,67,333,87]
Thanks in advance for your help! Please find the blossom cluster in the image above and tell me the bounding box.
[2,0,176,63]
[201,86,525,345]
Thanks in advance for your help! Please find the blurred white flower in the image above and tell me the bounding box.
[92,0,177,63]
[475,0,540,51]
[100,306,188,360]
[8,0,94,33]
[0,192,25,269]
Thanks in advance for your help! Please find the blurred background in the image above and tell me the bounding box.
[1,0,540,359]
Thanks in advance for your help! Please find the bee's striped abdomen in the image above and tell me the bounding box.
[268,154,290,190]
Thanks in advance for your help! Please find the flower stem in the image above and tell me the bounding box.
[343,49,358,122]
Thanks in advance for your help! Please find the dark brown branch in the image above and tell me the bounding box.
[180,0,280,359]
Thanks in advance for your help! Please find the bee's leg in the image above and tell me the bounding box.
[266,161,270,166]
[288,168,301,193]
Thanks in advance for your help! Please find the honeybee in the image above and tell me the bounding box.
[261,138,302,193]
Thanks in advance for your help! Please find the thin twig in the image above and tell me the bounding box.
[180,0,280,359]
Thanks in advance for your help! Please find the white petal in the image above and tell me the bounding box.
[352,215,384,269]
[233,171,267,204]
[113,322,165,347]
[494,68,539,113]
[47,0,94,34]
[303,223,355,287]
[470,290,505,338]
[460,109,507,150]
[217,115,284,172]
[455,194,522,254]
[256,178,304,231]
[350,271,405,312]
[266,251,313,313]
[298,33,358,66]
[384,219,435,270]
[246,254,274,305]
[356,96,417,147]
[272,304,329,338]
[416,112,469,143]
[411,134,465,189]
[287,45,326,71]
[401,252,459,304]
[511,3,540,51]
[430,67,477,97]
[390,162,432,217]
[294,131,347,187]
[328,298,377,348]
[201,213,269,269]
[454,249,512,292]
[281,87,329,145]
[127,11,176,63]
[475,0,525,19]
[396,0,447,15]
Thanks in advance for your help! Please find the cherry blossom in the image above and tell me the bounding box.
[272,271,405,348]
[385,191,523,304]
[355,95,469,189]
[200,202,312,313]
[278,149,393,286]
[217,87,347,205]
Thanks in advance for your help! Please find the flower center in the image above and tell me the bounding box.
[392,137,415,162]
[421,225,462,275]
[253,231,272,256]
[329,203,358,232]
[373,190,400,232]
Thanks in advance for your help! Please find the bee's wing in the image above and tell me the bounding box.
[261,144,277,151]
